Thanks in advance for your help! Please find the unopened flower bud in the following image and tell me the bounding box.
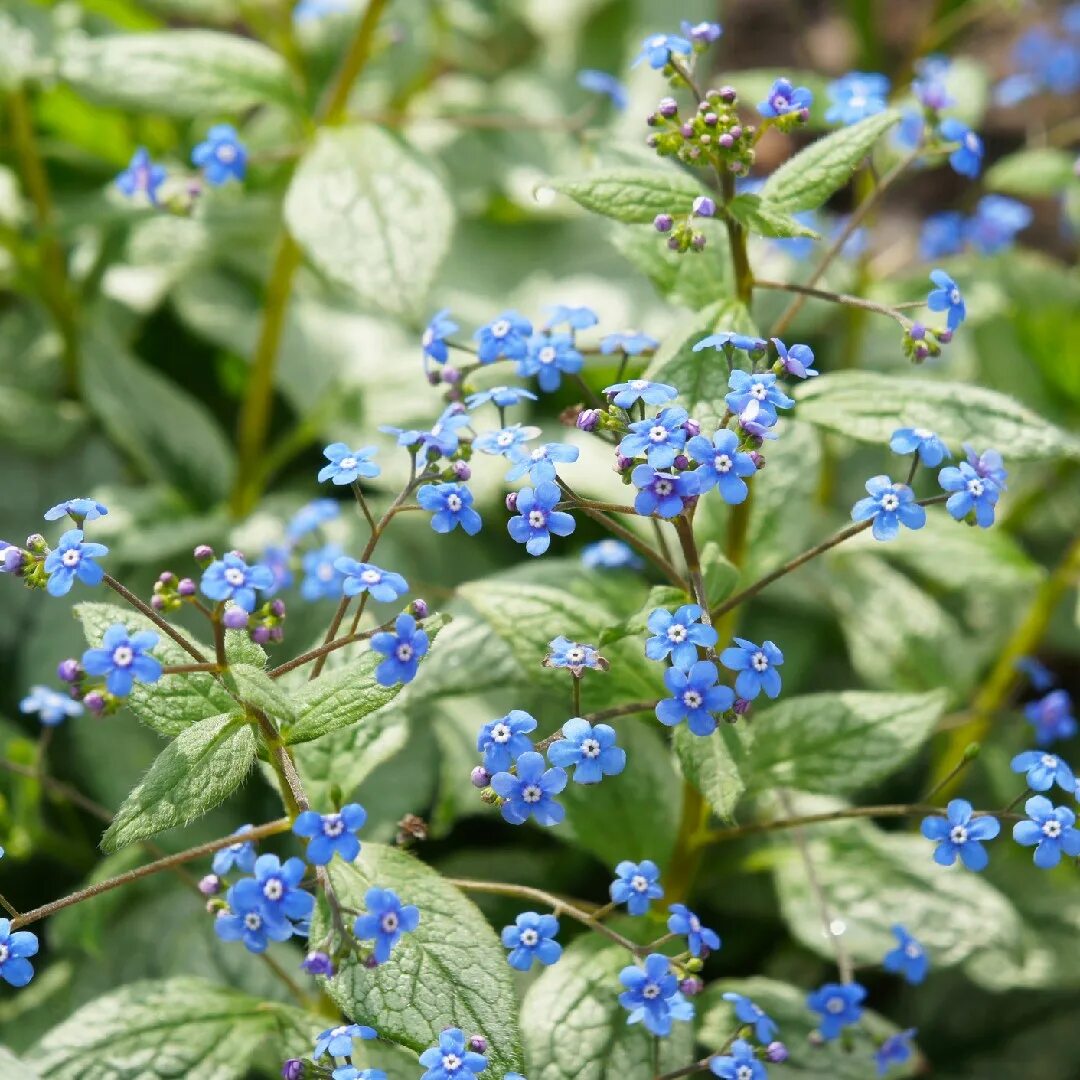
[680,122,695,138]
[797,107,810,122]
[653,213,674,233]
[453,461,472,481]
[443,366,461,384]
[679,976,703,996]
[615,453,633,472]
[767,1042,789,1063]
[733,697,752,716]
[658,97,678,118]
[411,598,429,620]
[577,408,601,432]
[691,233,707,250]
[505,492,518,512]
[178,577,196,597]
[808,1031,826,1048]
[26,533,46,553]
[364,954,380,969]
[683,418,701,438]
[937,329,953,344]
[84,691,105,715]
[468,1036,488,1054]
[683,956,704,973]
[193,544,214,563]
[57,658,81,683]
[748,451,765,469]
[281,1060,305,1080]
[198,874,221,896]
[222,607,249,630]
[703,111,719,127]
[151,594,165,612]
[673,454,690,470]
[471,765,491,789]
[158,571,175,586]
[270,599,287,619]
[719,85,737,103]
[251,625,271,645]
[667,235,682,251]
[269,626,284,643]
[729,125,743,140]
[914,344,929,361]
[718,133,734,149]
[301,950,334,976]
[692,196,716,218]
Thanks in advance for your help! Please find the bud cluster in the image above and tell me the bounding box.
[646,87,756,178]
[903,321,953,364]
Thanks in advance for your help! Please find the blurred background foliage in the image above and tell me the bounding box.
[1,0,1079,1076]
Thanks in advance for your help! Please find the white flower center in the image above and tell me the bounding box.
[338,456,357,471]
[497,432,514,447]
[331,1026,349,1037]
[244,912,262,931]
[528,510,547,528]
[750,382,768,400]
[323,816,345,837]
[881,493,900,512]
[0,944,8,964]
[522,783,543,804]
[714,454,732,473]
[318,564,334,581]
[567,647,585,663]
[1041,754,1059,768]
[359,569,381,585]
[422,327,435,347]
[62,549,81,567]
[642,982,661,999]
[773,94,789,110]
[216,143,237,163]
[905,942,922,958]
[396,643,414,662]
[491,319,511,338]
[736,1067,754,1080]
[967,478,984,497]
[655,480,673,496]
[751,651,769,672]
[446,494,463,511]
[442,1053,462,1072]
[914,428,932,439]
[649,425,668,443]
[682,689,703,709]
[849,93,867,109]
[530,447,546,461]
[950,287,962,304]
[538,346,557,364]
[520,928,539,946]
[1043,819,1063,838]
[491,723,511,743]
[631,874,649,892]
[581,738,601,758]
[667,624,688,643]
[263,878,284,901]
[949,824,968,844]
[825,996,846,1014]
[112,645,134,667]
[225,567,246,586]
[381,911,399,933]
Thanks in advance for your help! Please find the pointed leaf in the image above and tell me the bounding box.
[548,168,705,224]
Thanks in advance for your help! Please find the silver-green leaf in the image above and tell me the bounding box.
[548,168,705,224]
[727,194,821,239]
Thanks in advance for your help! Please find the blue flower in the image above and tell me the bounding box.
[370,613,429,686]
[545,636,604,674]
[851,475,926,541]
[475,310,533,363]
[192,124,246,185]
[604,379,678,410]
[927,269,966,331]
[634,33,692,70]
[300,544,347,601]
[682,20,722,45]
[966,195,1032,254]
[334,558,408,603]
[381,408,471,460]
[686,430,757,505]
[667,904,720,958]
[939,118,983,178]
[759,76,813,117]
[212,825,257,876]
[19,685,82,726]
[646,604,718,670]
[262,545,293,597]
[1011,749,1076,794]
[722,992,778,1043]
[920,798,999,871]
[938,461,1000,528]
[474,423,540,458]
[478,710,537,773]
[115,147,167,204]
[318,443,379,485]
[600,331,658,356]
[920,210,967,260]
[882,925,928,984]
[232,854,314,924]
[631,464,698,518]
[215,886,294,953]
[720,638,783,701]
[501,911,561,970]
[963,444,1007,490]
[293,804,367,866]
[43,529,108,597]
[544,304,598,331]
[694,331,767,354]
[547,717,625,784]
[709,1039,766,1080]
[200,552,275,613]
[0,919,38,988]
[825,72,890,124]
[656,660,733,735]
[287,498,340,541]
[517,334,583,393]
[419,1028,487,1080]
[507,482,575,556]
[490,751,567,826]
[725,370,794,422]
[313,1023,378,1061]
[807,981,867,1040]
[610,860,662,915]
[735,399,780,442]
[1025,691,1077,746]
[82,624,162,698]
[43,498,108,523]
[577,69,629,110]
[1013,795,1080,868]
[417,483,482,535]
[581,539,643,570]
[618,953,694,1036]
[772,338,818,378]
[890,428,951,467]
[1016,656,1056,692]
[464,385,538,410]
[619,407,689,469]
[422,309,459,366]
[0,543,23,574]
[332,1065,387,1080]
[353,887,420,963]
[994,72,1041,107]
[875,1029,917,1076]
[505,442,580,484]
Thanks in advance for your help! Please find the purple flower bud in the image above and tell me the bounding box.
[452,460,472,481]
[193,544,214,563]
[719,85,737,103]
[683,418,701,438]
[57,658,81,683]
[615,453,633,472]
[198,874,221,896]
[443,366,461,384]
[653,213,674,233]
[505,492,518,513]
[468,1036,488,1054]
[222,607,249,630]
[364,954,380,969]
[748,450,765,469]
[267,599,284,619]
[914,344,929,361]
[910,322,926,340]
[667,235,682,250]
[658,96,678,118]
[797,107,810,122]
[703,112,718,127]
[691,233,707,250]
[679,976,704,996]
[577,408,601,432]
[427,370,442,386]
[692,196,716,217]
[301,950,335,976]
[471,765,491,789]
[645,133,659,149]
[269,625,284,642]
[718,133,734,149]
[251,625,271,645]
[673,454,690,470]
[937,329,953,344]
[733,697,752,716]
[0,545,24,573]
[178,577,196,597]
[411,598,430,620]
[729,125,743,140]
[767,1042,789,1063]
[680,122,695,138]
[151,594,165,612]
[84,691,105,715]
[158,571,175,586]
[281,1060,305,1080]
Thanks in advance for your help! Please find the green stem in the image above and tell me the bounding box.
[720,172,753,306]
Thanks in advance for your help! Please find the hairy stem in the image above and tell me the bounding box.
[103,574,210,664]
[754,279,914,329]
[267,619,390,679]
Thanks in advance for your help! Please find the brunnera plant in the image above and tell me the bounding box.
[2,4,1080,1080]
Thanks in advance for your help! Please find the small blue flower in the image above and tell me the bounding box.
[1013,795,1080,868]
[600,331,658,356]
[422,309,459,366]
[631,465,698,519]
[686,430,757,505]
[939,118,983,178]
[1016,656,1057,692]
[332,1062,385,1080]
[292,804,367,866]
[262,545,293,597]
[505,442,580,485]
[287,498,340,541]
[890,428,951,467]
[720,638,783,701]
[464,385,538,411]
[115,147,167,204]
[353,887,420,963]
[966,194,1032,254]
[722,992,778,1043]
[19,685,82,726]
[544,304,598,331]
[882,925,928,984]
[517,333,583,393]
[920,798,999,871]
[619,407,689,469]
[667,904,720,958]
[656,660,734,735]
[694,331,767,354]
[1025,691,1077,746]
[735,399,780,442]
[82,624,162,698]
[192,124,246,185]
[920,210,967,260]
[646,604,718,670]
[490,751,567,826]
[43,529,108,597]
[475,311,533,363]
[215,886,294,953]
[610,860,663,915]
[825,72,890,124]
[604,379,678,410]
[913,54,954,109]
[313,1023,378,1061]
[772,338,818,378]
[938,461,1000,528]
[807,981,867,1040]
[419,1028,487,1080]
[382,408,472,461]
[212,825,257,876]
[200,552,275,613]
[300,544,347,601]
[1011,749,1076,793]
[232,854,314,924]
[577,69,629,110]
[634,32,693,70]
[417,483,483,535]
[545,635,604,674]
[759,76,813,117]
[547,717,625,784]
[334,558,408,603]
[724,370,794,422]
[370,613,429,686]
[507,482,576,556]
[474,423,541,458]
[875,1029,917,1076]
[963,444,1008,490]
[618,953,694,1037]
[851,475,926,541]
[927,269,966,331]
[709,1039,766,1080]
[581,539,643,570]
[501,911,561,970]
[478,710,537,773]
[317,443,379,486]
[43,498,108,523]
[0,919,39,987]
[682,20,722,45]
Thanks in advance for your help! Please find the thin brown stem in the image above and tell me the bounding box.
[754,279,914,329]
[102,574,210,664]
[0,893,19,918]
[267,619,389,679]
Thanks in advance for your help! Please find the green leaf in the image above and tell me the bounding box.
[0,384,85,457]
[700,541,739,604]
[58,30,297,115]
[673,722,747,822]
[316,844,524,1074]
[760,109,901,213]
[793,371,1080,460]
[727,194,821,239]
[0,2,60,90]
[985,147,1078,197]
[285,125,456,319]
[548,167,705,224]
[597,585,688,649]
[30,976,307,1078]
[0,1045,41,1078]
[228,663,296,726]
[521,936,694,1079]
[102,712,257,852]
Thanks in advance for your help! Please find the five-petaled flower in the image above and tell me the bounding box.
[417,482,483,535]
[231,854,314,925]
[297,543,343,601]
[20,685,82,726]
[312,1023,378,1061]
[212,825,257,876]
[694,331,767,354]
[667,904,720,958]
[1024,690,1077,746]
[475,310,533,363]
[709,1039,766,1080]
[720,638,783,700]
[722,992,778,1043]
[370,613,429,686]
[577,69,629,110]
[825,71,890,124]
[875,1029,918,1077]
[292,804,367,865]
[507,482,576,556]
[200,552,275,613]
[82,624,162,698]
[686,429,758,504]
[478,710,537,773]
[44,498,108,524]
[772,337,818,378]
[920,798,999,871]
[491,751,567,826]
[334,558,408,603]
[547,717,626,784]
[505,442,579,485]
[619,407,690,469]
[724,371,794,423]
[419,1028,487,1080]
[544,304,598,331]
[581,539,643,571]
[501,911,561,970]
[646,604,718,671]
[656,660,734,735]
[1012,795,1080,869]
[0,919,38,987]
[115,147,167,203]
[1010,749,1076,794]
[545,636,605,675]
[474,423,540,458]
[43,529,108,597]
[759,76,813,118]
[618,953,694,1037]
[634,32,692,70]
[464,385,538,411]
[214,885,293,953]
[353,887,420,963]
[610,859,663,915]
[517,333,584,393]
[422,309,459,366]
[631,464,698,518]
[807,981,867,1040]
[604,379,677,410]
[851,476,926,541]
[192,124,247,185]
[318,443,380,486]
[890,428,951,467]
[927,269,966,331]
[882,924,929,985]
